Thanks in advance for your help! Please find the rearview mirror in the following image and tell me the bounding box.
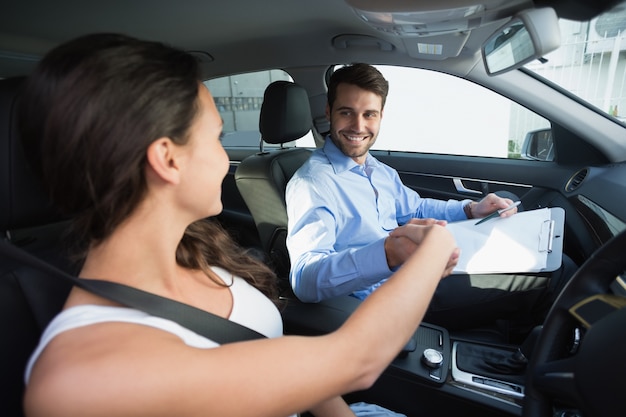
[482,8,560,76]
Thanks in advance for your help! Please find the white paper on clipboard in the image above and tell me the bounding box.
[445,207,563,274]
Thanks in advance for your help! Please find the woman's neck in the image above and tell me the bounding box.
[80,201,188,290]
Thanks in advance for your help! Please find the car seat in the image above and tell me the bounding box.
[0,77,74,417]
[234,80,313,289]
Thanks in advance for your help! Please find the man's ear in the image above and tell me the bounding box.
[146,137,181,185]
[325,103,331,120]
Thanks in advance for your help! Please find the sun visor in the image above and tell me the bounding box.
[350,4,486,37]
[345,2,483,59]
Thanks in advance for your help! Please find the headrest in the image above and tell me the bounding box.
[0,77,61,232]
[259,80,312,145]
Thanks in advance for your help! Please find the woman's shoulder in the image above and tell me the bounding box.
[25,304,220,383]
[212,267,283,338]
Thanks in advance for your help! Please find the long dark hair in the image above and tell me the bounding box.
[18,33,279,303]
[178,220,279,303]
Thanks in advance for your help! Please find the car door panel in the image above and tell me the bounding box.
[371,152,569,200]
[372,151,599,265]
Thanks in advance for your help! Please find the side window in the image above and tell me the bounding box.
[204,70,315,148]
[370,66,550,159]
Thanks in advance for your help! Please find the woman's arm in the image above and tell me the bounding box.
[25,225,456,417]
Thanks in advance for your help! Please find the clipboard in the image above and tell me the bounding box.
[544,207,564,272]
[445,207,564,274]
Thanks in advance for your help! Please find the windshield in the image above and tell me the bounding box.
[523,2,626,124]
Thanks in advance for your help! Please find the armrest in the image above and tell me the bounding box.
[281,295,417,354]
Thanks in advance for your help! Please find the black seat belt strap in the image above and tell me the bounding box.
[0,240,265,344]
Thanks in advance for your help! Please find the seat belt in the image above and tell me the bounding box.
[0,239,266,344]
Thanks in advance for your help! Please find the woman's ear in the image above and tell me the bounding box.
[146,138,181,185]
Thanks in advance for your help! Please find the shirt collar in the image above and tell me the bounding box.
[323,136,380,174]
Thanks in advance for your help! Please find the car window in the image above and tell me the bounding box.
[524,5,626,123]
[204,70,315,148]
[332,5,625,161]
[366,65,550,159]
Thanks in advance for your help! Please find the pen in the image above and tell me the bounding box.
[474,201,521,226]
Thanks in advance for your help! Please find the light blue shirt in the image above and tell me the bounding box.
[286,138,470,302]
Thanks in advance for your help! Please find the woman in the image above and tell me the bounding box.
[20,33,458,417]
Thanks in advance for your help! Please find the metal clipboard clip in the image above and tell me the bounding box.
[538,219,555,253]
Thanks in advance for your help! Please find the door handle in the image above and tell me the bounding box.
[453,178,483,195]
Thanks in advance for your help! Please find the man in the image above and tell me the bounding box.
[286,63,571,332]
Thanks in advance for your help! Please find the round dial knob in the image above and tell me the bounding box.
[421,348,443,368]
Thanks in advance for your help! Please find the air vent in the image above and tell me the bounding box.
[565,168,589,192]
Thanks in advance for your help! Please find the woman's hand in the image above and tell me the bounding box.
[386,221,459,276]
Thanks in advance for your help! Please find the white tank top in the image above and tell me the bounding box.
[25,266,283,382]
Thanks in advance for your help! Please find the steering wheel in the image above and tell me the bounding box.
[523,228,626,417]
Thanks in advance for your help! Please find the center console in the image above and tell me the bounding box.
[283,295,528,415]
[391,322,450,385]
[450,341,525,400]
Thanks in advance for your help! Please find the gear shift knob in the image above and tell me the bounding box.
[513,325,543,363]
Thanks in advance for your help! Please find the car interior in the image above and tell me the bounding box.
[235,80,315,285]
[2,1,626,417]
[1,76,74,417]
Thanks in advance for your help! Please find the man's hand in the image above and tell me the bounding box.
[385,219,459,276]
[471,193,517,219]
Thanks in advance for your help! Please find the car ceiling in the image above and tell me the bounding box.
[0,0,622,80]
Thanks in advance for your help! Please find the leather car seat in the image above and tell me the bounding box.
[234,80,313,288]
[0,77,74,417]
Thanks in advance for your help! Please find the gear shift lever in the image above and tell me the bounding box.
[512,325,542,365]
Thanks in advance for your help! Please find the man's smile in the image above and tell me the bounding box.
[342,133,369,142]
